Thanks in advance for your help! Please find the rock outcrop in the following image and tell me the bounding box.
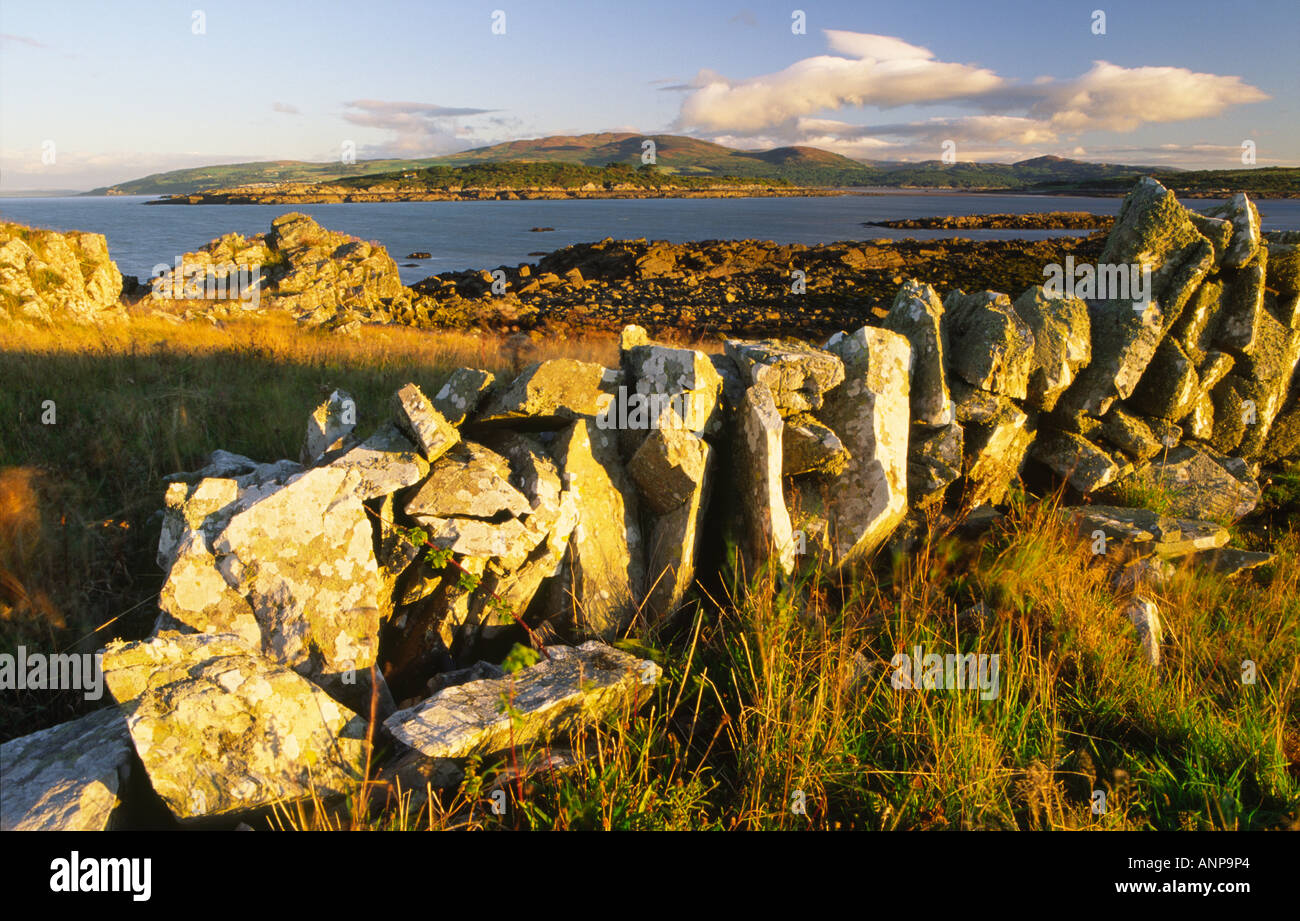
[0,221,124,324]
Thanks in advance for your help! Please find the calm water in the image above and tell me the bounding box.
[3,193,1298,285]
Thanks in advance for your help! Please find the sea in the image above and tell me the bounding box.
[3,193,1298,286]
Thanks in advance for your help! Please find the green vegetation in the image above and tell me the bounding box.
[87,133,1300,197]
[333,160,792,192]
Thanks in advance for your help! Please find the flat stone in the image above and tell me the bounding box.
[102,632,367,822]
[724,338,845,416]
[1011,285,1092,412]
[1061,505,1229,559]
[476,359,617,426]
[393,383,460,461]
[431,368,496,427]
[384,641,658,758]
[0,707,133,831]
[820,326,912,566]
[1122,444,1260,522]
[782,413,850,477]
[1191,547,1275,577]
[943,289,1035,400]
[882,279,953,425]
[326,422,430,500]
[405,441,532,521]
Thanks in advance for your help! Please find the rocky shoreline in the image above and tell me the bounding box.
[864,211,1115,231]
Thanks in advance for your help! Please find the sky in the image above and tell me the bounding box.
[2,0,1296,190]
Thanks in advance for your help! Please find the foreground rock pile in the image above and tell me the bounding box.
[3,178,1297,830]
[0,221,124,323]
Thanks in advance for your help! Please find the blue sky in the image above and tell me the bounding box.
[2,0,1296,190]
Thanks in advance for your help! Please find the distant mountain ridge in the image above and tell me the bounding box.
[86,132,1299,197]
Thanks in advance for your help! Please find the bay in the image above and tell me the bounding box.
[2,193,1297,286]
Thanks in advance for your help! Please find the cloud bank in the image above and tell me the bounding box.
[674,31,1269,163]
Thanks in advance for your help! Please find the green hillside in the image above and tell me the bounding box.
[87,133,1300,197]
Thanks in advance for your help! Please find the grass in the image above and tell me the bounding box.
[2,313,1297,829]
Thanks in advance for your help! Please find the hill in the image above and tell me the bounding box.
[87,133,1300,198]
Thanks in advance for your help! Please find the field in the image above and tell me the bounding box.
[2,314,1297,830]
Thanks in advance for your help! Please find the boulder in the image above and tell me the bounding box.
[210,465,384,682]
[1123,597,1163,668]
[622,341,725,435]
[907,421,964,509]
[102,632,367,822]
[0,707,134,831]
[782,414,850,477]
[551,418,646,639]
[1030,430,1120,494]
[735,382,797,576]
[643,442,713,623]
[943,289,1035,400]
[724,339,845,416]
[405,441,532,521]
[1128,339,1199,421]
[431,368,496,427]
[325,422,430,500]
[1098,407,1168,461]
[1011,286,1092,412]
[1204,194,1261,269]
[820,326,912,566]
[962,402,1035,507]
[1121,444,1260,523]
[627,416,712,515]
[476,359,617,427]
[882,279,953,425]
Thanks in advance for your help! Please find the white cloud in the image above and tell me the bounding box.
[341,100,499,155]
[675,30,1272,163]
[677,32,1005,133]
[1037,61,1270,133]
[272,102,301,115]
